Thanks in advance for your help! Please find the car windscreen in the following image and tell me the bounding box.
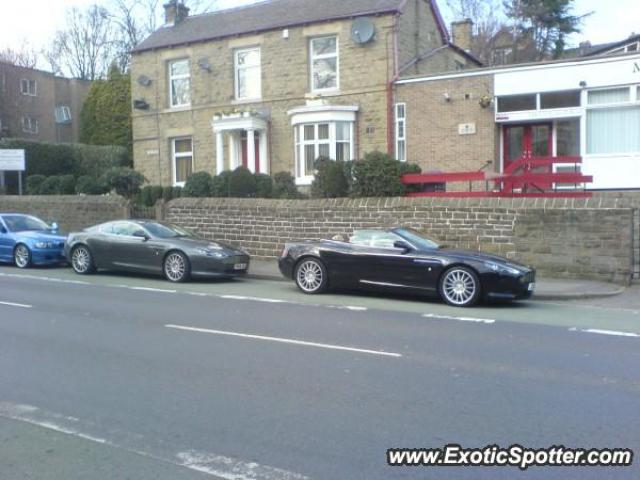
[2,215,50,232]
[142,222,193,239]
[394,228,440,249]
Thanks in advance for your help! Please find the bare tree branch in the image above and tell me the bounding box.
[0,43,39,69]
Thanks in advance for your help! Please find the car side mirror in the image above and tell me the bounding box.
[133,231,150,241]
[394,240,412,252]
[50,222,59,232]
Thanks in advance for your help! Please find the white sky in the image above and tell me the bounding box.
[0,0,638,62]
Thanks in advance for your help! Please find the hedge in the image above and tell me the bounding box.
[0,139,131,178]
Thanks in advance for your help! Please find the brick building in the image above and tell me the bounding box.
[0,62,91,144]
[130,0,479,187]
[395,52,640,190]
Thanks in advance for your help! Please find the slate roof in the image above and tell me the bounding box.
[133,0,408,53]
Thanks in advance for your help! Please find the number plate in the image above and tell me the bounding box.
[234,263,247,270]
[528,282,535,292]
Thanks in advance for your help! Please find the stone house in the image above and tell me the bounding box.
[130,0,479,187]
[0,62,91,144]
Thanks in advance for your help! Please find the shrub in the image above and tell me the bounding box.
[140,185,164,206]
[182,171,213,197]
[163,186,182,202]
[350,151,408,198]
[27,175,46,195]
[0,139,130,178]
[228,167,256,197]
[76,175,106,195]
[210,171,231,197]
[38,176,63,195]
[311,157,349,198]
[102,167,146,198]
[272,171,299,199]
[399,162,423,194]
[58,175,76,195]
[255,173,273,198]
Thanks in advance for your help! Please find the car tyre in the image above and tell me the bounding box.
[71,245,96,275]
[294,257,328,294]
[14,244,32,269]
[164,251,191,283]
[439,266,481,307]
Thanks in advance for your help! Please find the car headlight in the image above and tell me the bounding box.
[34,241,54,249]
[484,261,521,276]
[196,247,227,258]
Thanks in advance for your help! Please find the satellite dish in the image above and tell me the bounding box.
[351,17,375,45]
[137,75,152,87]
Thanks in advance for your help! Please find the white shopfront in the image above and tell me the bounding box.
[494,54,640,189]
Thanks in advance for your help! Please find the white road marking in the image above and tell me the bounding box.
[569,327,640,338]
[0,402,308,480]
[0,301,32,309]
[165,324,403,358]
[342,306,368,311]
[0,272,89,285]
[423,313,496,324]
[129,286,177,294]
[219,294,286,303]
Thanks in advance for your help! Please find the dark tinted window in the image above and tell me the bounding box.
[540,90,581,109]
[497,94,537,112]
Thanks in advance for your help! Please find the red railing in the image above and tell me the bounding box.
[402,156,592,198]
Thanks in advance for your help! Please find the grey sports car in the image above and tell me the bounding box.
[64,220,250,282]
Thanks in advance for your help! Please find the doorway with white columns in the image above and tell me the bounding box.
[212,113,269,175]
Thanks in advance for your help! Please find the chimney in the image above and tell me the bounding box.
[164,0,190,26]
[579,41,592,55]
[451,19,474,52]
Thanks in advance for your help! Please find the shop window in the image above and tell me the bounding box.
[556,119,580,157]
[497,94,536,113]
[540,90,580,109]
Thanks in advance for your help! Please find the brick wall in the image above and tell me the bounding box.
[164,196,635,284]
[0,195,130,232]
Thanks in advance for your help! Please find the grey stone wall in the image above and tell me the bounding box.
[0,195,130,232]
[165,196,635,285]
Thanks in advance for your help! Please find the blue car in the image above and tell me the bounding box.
[0,214,67,268]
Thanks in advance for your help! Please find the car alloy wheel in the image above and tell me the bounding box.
[14,244,31,269]
[295,258,327,294]
[440,267,480,307]
[164,252,190,283]
[71,246,94,274]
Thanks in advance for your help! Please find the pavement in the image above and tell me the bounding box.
[248,258,627,300]
[0,269,638,480]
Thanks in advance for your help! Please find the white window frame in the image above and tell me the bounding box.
[171,137,194,187]
[310,35,339,93]
[55,105,72,124]
[234,47,261,101]
[395,103,406,162]
[294,121,354,184]
[20,78,37,96]
[168,59,191,108]
[21,116,38,134]
[585,85,640,156]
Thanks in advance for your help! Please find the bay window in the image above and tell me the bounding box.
[172,138,193,186]
[235,47,261,100]
[169,59,191,107]
[310,36,339,92]
[586,86,640,155]
[294,121,354,182]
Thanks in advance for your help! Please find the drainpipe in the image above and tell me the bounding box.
[386,14,401,156]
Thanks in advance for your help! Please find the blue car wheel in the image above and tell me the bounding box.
[14,244,32,269]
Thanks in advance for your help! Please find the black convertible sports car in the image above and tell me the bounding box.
[65,220,250,282]
[278,228,535,307]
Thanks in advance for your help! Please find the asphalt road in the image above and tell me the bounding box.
[0,266,638,480]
